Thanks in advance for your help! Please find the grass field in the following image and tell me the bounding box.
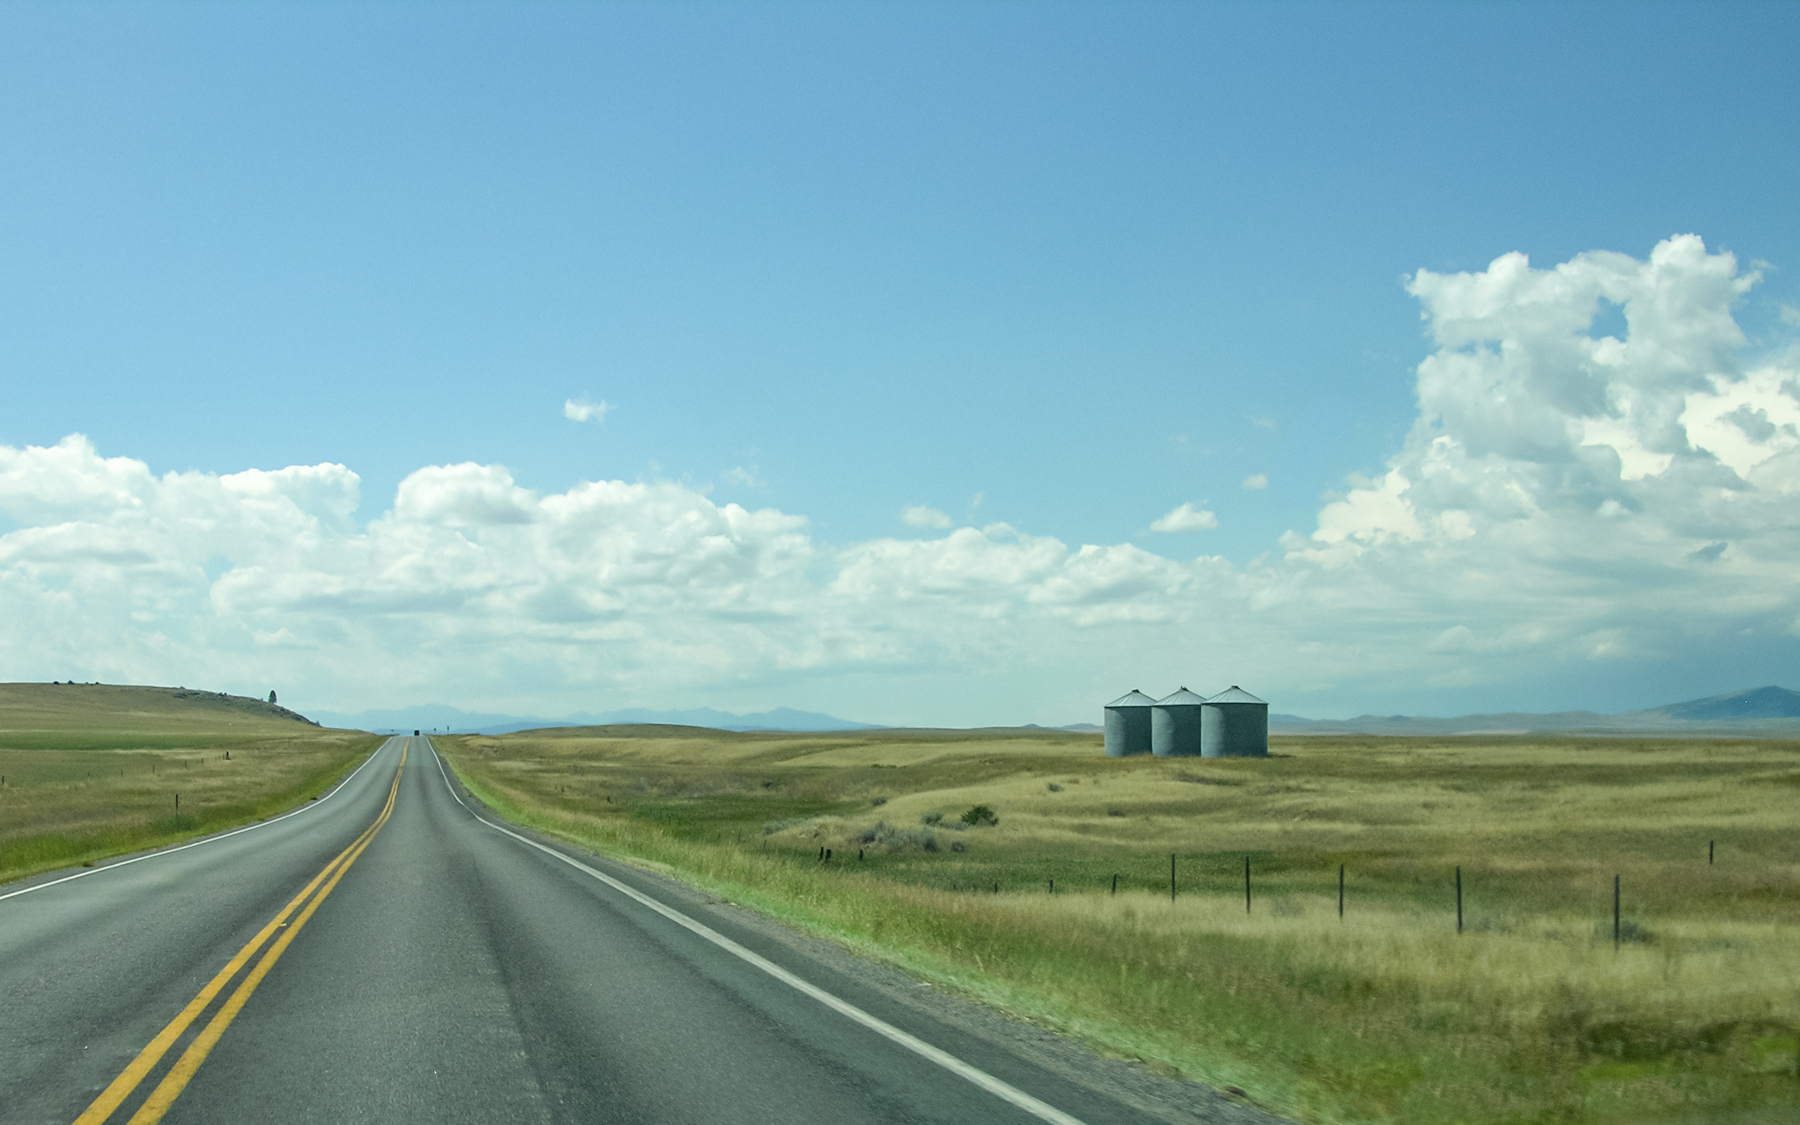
[439,725,1800,1125]
[0,682,379,885]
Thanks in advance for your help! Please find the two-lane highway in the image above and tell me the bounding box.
[2,737,1265,1125]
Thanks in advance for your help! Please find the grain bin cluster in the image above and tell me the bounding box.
[1103,686,1268,758]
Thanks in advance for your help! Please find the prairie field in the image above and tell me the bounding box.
[440,726,1800,1125]
[0,682,379,884]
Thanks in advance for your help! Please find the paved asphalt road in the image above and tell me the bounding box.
[1,737,1259,1125]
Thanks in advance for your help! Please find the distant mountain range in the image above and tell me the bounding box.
[1645,685,1800,721]
[304,685,1800,737]
[1268,685,1800,736]
[305,703,879,735]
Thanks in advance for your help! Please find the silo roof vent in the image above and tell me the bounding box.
[1106,689,1158,708]
[1155,687,1209,707]
[1208,685,1267,704]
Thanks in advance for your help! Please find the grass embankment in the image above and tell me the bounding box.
[0,682,379,884]
[439,726,1800,1125]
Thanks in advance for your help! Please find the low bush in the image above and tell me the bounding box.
[960,804,997,827]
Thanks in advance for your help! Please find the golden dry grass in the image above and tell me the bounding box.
[0,682,379,883]
[441,726,1800,1124]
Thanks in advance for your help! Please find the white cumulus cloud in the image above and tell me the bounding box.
[900,505,954,529]
[1278,235,1797,689]
[1242,474,1268,490]
[1150,503,1219,532]
[394,463,537,527]
[563,398,612,424]
[0,236,1793,723]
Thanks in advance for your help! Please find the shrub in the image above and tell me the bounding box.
[920,810,944,826]
[960,804,997,827]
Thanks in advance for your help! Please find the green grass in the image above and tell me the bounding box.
[440,726,1800,1125]
[0,682,379,884]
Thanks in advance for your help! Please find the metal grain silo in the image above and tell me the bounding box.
[1201,686,1269,758]
[1150,687,1207,757]
[1103,690,1157,757]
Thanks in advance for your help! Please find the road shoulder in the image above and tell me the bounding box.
[456,789,1291,1125]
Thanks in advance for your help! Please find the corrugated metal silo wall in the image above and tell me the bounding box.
[1104,707,1152,756]
[1200,703,1269,757]
[1151,705,1203,756]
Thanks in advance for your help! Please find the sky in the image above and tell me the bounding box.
[1,1,1796,725]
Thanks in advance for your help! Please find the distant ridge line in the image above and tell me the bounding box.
[307,703,880,735]
[1268,685,1800,736]
[304,686,1800,737]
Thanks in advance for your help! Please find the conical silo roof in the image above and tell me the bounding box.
[1155,687,1209,707]
[1207,685,1266,705]
[1106,689,1158,708]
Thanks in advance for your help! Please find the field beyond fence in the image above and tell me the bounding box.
[440,726,1800,1125]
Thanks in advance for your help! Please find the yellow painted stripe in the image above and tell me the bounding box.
[72,742,407,1125]
[69,823,376,1125]
[123,753,404,1124]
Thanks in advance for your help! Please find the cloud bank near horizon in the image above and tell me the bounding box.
[1,237,1793,723]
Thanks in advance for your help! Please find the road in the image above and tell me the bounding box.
[1,736,1270,1125]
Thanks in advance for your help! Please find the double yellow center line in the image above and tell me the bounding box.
[74,742,407,1125]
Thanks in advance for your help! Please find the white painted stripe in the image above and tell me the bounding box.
[0,737,398,904]
[427,742,1089,1125]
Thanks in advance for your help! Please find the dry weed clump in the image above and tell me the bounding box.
[853,820,938,853]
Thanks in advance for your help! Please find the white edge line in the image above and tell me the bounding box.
[0,735,400,904]
[426,740,1089,1125]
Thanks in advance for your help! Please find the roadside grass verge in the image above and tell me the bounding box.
[439,728,1800,1125]
[0,682,379,885]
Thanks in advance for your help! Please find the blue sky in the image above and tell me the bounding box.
[1,2,1796,724]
